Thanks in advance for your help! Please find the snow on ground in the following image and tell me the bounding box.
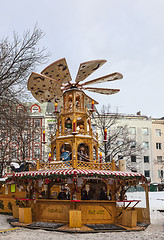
[0,226,164,240]
[126,191,164,224]
[0,215,12,230]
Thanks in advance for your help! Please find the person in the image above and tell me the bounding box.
[99,188,108,200]
[78,124,84,134]
[66,189,70,200]
[60,147,70,162]
[65,118,72,132]
[81,189,88,200]
[57,190,67,200]
[108,190,112,200]
[79,145,89,162]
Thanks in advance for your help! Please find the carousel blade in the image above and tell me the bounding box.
[28,72,62,91]
[28,72,63,103]
[41,58,72,84]
[75,59,106,83]
[84,93,99,105]
[84,87,120,95]
[81,72,123,86]
[30,89,63,104]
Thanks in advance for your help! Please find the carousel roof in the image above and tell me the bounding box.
[11,169,148,182]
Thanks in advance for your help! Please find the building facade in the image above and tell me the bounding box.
[152,118,164,184]
[3,102,56,175]
[92,113,153,182]
[116,115,153,182]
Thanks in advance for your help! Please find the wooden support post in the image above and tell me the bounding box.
[111,159,115,171]
[69,210,82,228]
[145,183,150,224]
[72,155,77,169]
[119,159,126,171]
[19,208,32,224]
[37,159,40,170]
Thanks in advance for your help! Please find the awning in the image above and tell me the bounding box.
[11,168,147,183]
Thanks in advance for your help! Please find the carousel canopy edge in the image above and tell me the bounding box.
[8,169,148,183]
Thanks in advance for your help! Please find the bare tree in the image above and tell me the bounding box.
[0,104,43,176]
[0,25,48,176]
[92,105,143,171]
[0,25,48,102]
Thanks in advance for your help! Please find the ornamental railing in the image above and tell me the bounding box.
[38,160,72,170]
[37,159,112,171]
[76,160,112,170]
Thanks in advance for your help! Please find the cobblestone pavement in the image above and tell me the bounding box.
[0,224,164,240]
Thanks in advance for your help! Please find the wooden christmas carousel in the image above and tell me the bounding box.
[0,58,150,231]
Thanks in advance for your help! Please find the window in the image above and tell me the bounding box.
[144,170,150,178]
[117,126,124,134]
[25,149,29,158]
[31,104,41,113]
[131,155,136,162]
[143,142,149,149]
[11,147,17,159]
[17,105,25,113]
[48,124,54,133]
[91,124,97,132]
[23,132,29,141]
[144,156,149,163]
[129,127,136,135]
[11,133,16,141]
[35,134,40,143]
[157,156,163,162]
[117,140,123,145]
[155,129,161,136]
[158,170,164,179]
[132,169,137,173]
[156,143,162,150]
[34,119,41,128]
[23,119,29,126]
[130,141,136,148]
[142,128,148,135]
[34,148,40,158]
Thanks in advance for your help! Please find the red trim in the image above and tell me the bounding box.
[30,104,41,113]
[16,104,26,112]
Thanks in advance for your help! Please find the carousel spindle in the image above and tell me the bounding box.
[73,119,76,132]
[91,101,94,110]
[43,130,45,142]
[48,152,52,162]
[100,152,102,163]
[55,102,57,111]
[104,128,107,141]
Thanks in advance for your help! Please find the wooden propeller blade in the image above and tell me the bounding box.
[41,58,72,84]
[83,93,99,105]
[75,59,106,83]
[81,72,123,86]
[30,89,63,104]
[84,87,120,95]
[28,72,63,103]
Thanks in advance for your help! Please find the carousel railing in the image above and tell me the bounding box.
[76,160,112,170]
[37,159,112,171]
[38,160,72,170]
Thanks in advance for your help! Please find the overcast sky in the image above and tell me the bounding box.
[1,0,164,117]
